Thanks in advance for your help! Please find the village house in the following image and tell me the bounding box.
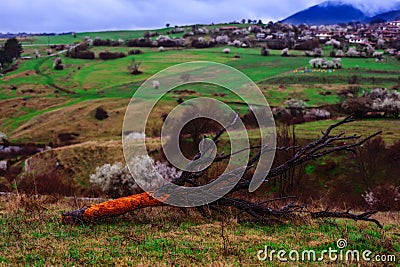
[315,32,332,41]
[388,20,400,27]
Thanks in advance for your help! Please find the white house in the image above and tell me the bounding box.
[316,33,332,40]
[388,20,400,27]
[349,38,369,44]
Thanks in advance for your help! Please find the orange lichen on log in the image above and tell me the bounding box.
[62,192,165,224]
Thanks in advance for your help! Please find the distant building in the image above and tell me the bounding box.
[349,38,369,44]
[388,20,400,27]
[219,26,238,31]
[316,33,332,40]
[256,33,266,39]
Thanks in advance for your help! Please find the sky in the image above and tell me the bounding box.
[1,0,400,33]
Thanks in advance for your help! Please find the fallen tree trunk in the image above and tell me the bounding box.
[62,116,383,227]
[62,192,164,224]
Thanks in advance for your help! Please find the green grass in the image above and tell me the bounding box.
[294,118,400,145]
[1,44,400,140]
[0,195,398,266]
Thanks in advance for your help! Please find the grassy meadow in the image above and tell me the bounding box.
[0,194,399,266]
[1,29,400,266]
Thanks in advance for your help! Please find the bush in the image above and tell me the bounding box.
[260,46,270,56]
[128,58,142,75]
[336,49,344,57]
[369,88,400,117]
[362,184,400,211]
[128,49,143,55]
[93,38,111,46]
[53,57,64,70]
[95,107,109,120]
[99,51,126,60]
[66,47,95,59]
[346,47,360,58]
[285,98,307,109]
[90,156,182,198]
[281,48,289,57]
[223,48,230,54]
[293,39,320,50]
[126,38,153,47]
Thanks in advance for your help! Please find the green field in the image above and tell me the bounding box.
[0,195,398,266]
[2,42,400,141]
[1,29,400,266]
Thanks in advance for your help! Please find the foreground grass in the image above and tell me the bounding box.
[0,195,398,266]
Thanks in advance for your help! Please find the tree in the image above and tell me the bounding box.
[0,49,12,70]
[53,57,64,70]
[166,23,170,28]
[3,38,23,60]
[241,19,246,24]
[257,19,263,25]
[62,116,383,228]
[127,58,142,75]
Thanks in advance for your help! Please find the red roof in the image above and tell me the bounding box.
[219,26,238,30]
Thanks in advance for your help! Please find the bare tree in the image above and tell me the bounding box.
[62,116,382,228]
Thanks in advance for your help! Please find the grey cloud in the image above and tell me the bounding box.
[0,0,398,33]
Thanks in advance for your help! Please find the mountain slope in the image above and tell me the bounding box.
[281,1,366,25]
[368,9,400,23]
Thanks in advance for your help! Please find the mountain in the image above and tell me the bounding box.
[281,1,366,25]
[368,9,400,23]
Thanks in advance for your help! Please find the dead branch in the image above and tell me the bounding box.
[62,115,383,228]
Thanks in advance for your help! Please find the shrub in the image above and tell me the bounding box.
[372,51,384,58]
[90,156,182,198]
[260,46,270,56]
[53,57,64,70]
[325,39,341,48]
[281,48,289,57]
[346,47,360,58]
[128,49,143,55]
[216,35,230,44]
[293,38,320,50]
[95,107,109,120]
[152,80,160,89]
[285,98,307,109]
[336,49,344,57]
[93,38,111,46]
[362,184,400,211]
[223,48,230,54]
[66,45,95,59]
[0,132,6,141]
[128,58,142,75]
[368,88,400,117]
[99,51,126,60]
[313,48,322,57]
[34,49,40,59]
[304,109,331,122]
[126,38,153,47]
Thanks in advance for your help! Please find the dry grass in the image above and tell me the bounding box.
[9,98,130,143]
[0,194,398,266]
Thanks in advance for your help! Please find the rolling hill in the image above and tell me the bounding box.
[368,9,400,23]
